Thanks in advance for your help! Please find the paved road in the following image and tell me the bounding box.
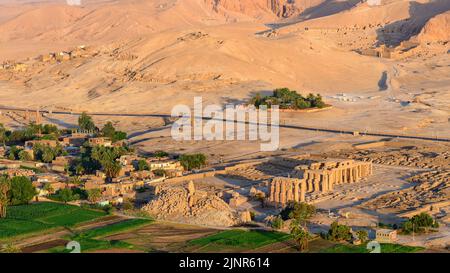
[1,105,449,143]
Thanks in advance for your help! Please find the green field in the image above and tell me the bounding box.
[79,218,151,239]
[187,229,290,252]
[50,218,152,253]
[0,202,107,239]
[321,243,424,253]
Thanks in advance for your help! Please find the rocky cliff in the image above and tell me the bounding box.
[418,11,450,43]
[205,0,301,18]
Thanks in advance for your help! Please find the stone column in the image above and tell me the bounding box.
[300,180,306,202]
[280,181,286,206]
[270,181,275,202]
[313,174,320,192]
[294,181,300,202]
[274,180,280,204]
[322,173,329,192]
[286,181,293,202]
[328,170,336,191]
[348,168,354,183]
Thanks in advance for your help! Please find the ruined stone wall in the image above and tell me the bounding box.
[268,160,373,207]
[268,177,306,207]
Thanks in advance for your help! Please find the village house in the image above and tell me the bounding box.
[375,229,398,243]
[86,178,144,200]
[32,173,68,195]
[88,137,112,147]
[118,164,135,177]
[104,180,145,198]
[130,170,155,180]
[158,169,182,178]
[0,159,22,169]
[0,168,35,178]
[118,154,142,167]
[62,135,87,147]
[147,159,183,172]
[112,140,128,147]
[51,156,77,172]
[34,173,67,184]
[25,139,59,149]
[83,174,106,190]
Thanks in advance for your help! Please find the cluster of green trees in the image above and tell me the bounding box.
[280,201,316,221]
[323,221,369,244]
[6,146,29,161]
[78,113,127,142]
[33,143,66,163]
[67,144,129,180]
[137,159,150,171]
[0,176,36,218]
[49,188,85,203]
[270,216,284,230]
[276,202,316,251]
[153,151,169,158]
[100,121,127,142]
[0,123,60,146]
[251,88,326,110]
[78,112,96,131]
[179,153,206,171]
[48,187,102,205]
[152,169,167,177]
[324,221,352,242]
[401,213,439,234]
[7,143,66,163]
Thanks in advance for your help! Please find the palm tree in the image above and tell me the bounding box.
[0,123,7,148]
[0,177,10,218]
[43,183,54,195]
[87,189,102,203]
[290,219,310,252]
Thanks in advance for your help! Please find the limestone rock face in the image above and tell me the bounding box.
[204,0,303,18]
[418,11,450,43]
[141,186,238,227]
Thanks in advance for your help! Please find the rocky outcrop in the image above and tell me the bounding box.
[418,11,450,43]
[205,0,301,18]
[141,182,239,227]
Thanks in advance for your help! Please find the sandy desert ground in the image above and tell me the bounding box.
[0,1,448,150]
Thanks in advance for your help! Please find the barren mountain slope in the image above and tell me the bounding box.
[0,0,448,140]
[0,22,387,113]
[418,10,450,43]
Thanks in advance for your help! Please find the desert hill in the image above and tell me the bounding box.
[0,0,448,139]
[418,10,450,43]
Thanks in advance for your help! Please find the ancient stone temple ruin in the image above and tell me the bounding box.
[269,177,306,205]
[268,159,372,207]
